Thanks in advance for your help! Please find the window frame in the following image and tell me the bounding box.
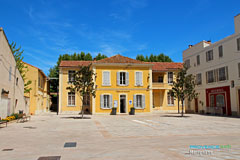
[101,94,112,109]
[196,55,200,66]
[219,45,223,58]
[158,76,164,83]
[67,92,76,106]
[168,72,173,84]
[83,94,90,106]
[134,94,145,109]
[207,70,215,83]
[237,38,240,51]
[167,91,174,106]
[196,73,202,85]
[218,67,226,81]
[206,50,214,62]
[102,71,111,86]
[135,71,143,86]
[68,70,76,83]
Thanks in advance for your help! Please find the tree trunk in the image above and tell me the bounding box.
[178,96,180,114]
[181,99,184,117]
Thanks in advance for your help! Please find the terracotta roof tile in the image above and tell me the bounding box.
[148,62,183,71]
[59,61,92,67]
[94,54,146,64]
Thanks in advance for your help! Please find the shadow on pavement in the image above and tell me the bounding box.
[61,116,91,119]
[160,115,190,118]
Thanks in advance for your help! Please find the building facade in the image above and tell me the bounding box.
[0,27,29,118]
[24,62,50,115]
[183,14,240,116]
[59,55,182,114]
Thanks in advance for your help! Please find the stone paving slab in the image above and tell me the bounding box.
[0,113,239,160]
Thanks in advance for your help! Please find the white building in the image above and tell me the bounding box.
[182,14,240,116]
[0,27,29,118]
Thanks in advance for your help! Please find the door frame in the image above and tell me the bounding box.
[194,98,198,113]
[119,93,128,114]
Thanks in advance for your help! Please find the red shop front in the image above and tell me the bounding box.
[206,86,231,116]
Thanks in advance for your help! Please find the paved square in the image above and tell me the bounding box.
[0,113,240,160]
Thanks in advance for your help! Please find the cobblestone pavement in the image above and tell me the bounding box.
[0,113,240,160]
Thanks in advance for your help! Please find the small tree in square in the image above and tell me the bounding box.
[67,64,96,118]
[172,66,198,117]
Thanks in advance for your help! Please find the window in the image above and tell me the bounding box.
[102,71,110,86]
[135,71,143,86]
[237,38,240,51]
[216,95,225,107]
[168,72,173,84]
[134,94,145,109]
[218,67,227,81]
[196,73,202,85]
[238,63,240,78]
[167,92,174,105]
[83,95,90,106]
[100,94,112,109]
[117,72,129,86]
[38,77,40,87]
[219,45,223,58]
[68,92,75,106]
[206,50,213,62]
[9,66,12,81]
[184,59,190,68]
[68,70,75,82]
[196,55,200,65]
[206,70,215,83]
[158,76,163,83]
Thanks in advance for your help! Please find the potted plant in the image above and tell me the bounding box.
[129,107,135,115]
[111,107,117,115]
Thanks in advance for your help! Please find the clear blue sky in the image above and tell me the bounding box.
[0,0,240,75]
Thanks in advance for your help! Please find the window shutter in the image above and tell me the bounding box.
[103,72,106,85]
[109,95,112,108]
[126,72,129,86]
[226,66,228,80]
[117,72,120,86]
[107,72,110,85]
[135,72,139,86]
[238,63,240,78]
[206,72,208,83]
[142,95,145,108]
[100,95,104,108]
[133,95,136,108]
[214,69,218,82]
[140,72,143,86]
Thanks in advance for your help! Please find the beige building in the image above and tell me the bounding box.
[24,62,50,115]
[0,27,29,118]
[183,14,240,116]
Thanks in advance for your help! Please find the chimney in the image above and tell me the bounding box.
[234,14,240,34]
[188,45,193,48]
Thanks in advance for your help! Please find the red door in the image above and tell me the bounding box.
[195,98,198,113]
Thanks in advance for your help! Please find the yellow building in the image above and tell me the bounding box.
[59,55,182,114]
[24,62,50,115]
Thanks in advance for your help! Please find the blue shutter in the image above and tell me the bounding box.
[140,72,143,86]
[133,95,136,108]
[142,95,145,108]
[117,72,120,86]
[100,95,104,108]
[109,95,112,108]
[126,72,129,86]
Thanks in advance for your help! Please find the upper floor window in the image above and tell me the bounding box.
[167,91,174,105]
[9,66,12,81]
[68,70,75,82]
[83,94,90,106]
[196,73,202,85]
[100,94,112,109]
[133,94,145,109]
[238,63,240,78]
[237,38,240,51]
[158,76,163,83]
[218,66,228,81]
[206,70,215,83]
[68,92,75,106]
[168,72,173,84]
[219,45,223,58]
[102,71,110,86]
[196,55,200,65]
[184,59,190,68]
[38,76,40,87]
[206,50,213,62]
[135,71,143,86]
[117,72,129,86]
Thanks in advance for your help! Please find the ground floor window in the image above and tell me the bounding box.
[134,94,145,109]
[83,95,90,106]
[216,95,225,107]
[167,92,174,105]
[100,94,112,109]
[68,92,75,106]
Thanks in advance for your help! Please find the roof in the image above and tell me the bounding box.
[59,61,92,67]
[149,62,183,71]
[23,62,47,78]
[94,54,146,64]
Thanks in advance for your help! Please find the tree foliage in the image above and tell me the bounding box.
[172,66,198,116]
[66,64,96,118]
[136,53,173,62]
[10,42,32,93]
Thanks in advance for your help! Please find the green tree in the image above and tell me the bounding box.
[95,53,107,60]
[67,64,96,118]
[172,66,198,116]
[136,53,173,62]
[136,54,145,61]
[10,42,32,93]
